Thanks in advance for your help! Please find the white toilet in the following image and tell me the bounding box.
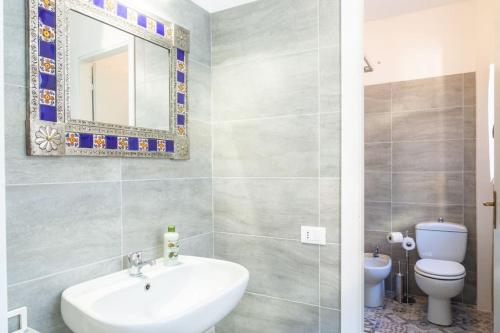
[414,221,467,326]
[364,252,392,307]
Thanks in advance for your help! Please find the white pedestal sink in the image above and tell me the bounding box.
[61,256,249,333]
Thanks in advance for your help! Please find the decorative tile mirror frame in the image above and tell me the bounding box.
[27,0,190,159]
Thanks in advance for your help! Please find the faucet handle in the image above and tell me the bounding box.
[127,251,143,266]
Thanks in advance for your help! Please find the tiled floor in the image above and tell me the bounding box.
[364,296,492,333]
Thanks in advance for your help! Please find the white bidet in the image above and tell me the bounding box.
[364,253,392,308]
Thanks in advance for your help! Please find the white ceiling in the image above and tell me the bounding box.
[190,0,258,13]
[365,0,470,21]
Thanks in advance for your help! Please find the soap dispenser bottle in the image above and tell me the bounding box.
[164,225,179,266]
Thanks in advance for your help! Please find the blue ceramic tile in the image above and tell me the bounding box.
[106,136,118,149]
[117,3,127,19]
[93,0,104,8]
[166,140,174,153]
[39,105,57,122]
[148,138,157,151]
[128,137,139,151]
[39,41,55,59]
[177,114,185,125]
[137,14,147,28]
[156,22,165,36]
[177,71,185,83]
[38,8,56,28]
[39,73,56,90]
[79,133,93,148]
[177,49,185,61]
[177,93,185,105]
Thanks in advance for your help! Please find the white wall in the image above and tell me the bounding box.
[364,0,497,311]
[364,0,477,85]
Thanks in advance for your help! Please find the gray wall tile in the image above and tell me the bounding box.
[392,172,463,205]
[122,179,212,253]
[121,120,212,180]
[365,172,391,202]
[4,25,26,86]
[214,233,319,305]
[392,108,463,142]
[462,270,477,305]
[213,50,318,121]
[391,74,463,111]
[391,203,464,233]
[365,113,391,143]
[4,0,26,28]
[365,201,391,232]
[319,0,340,48]
[365,231,391,256]
[464,106,476,139]
[181,233,214,258]
[189,61,212,122]
[320,244,340,309]
[211,0,318,67]
[464,72,476,106]
[320,308,341,333]
[392,141,464,172]
[213,115,319,177]
[8,259,122,333]
[321,112,341,177]
[321,178,341,244]
[320,46,341,114]
[464,238,477,272]
[365,143,391,173]
[365,84,391,114]
[7,182,121,284]
[464,172,476,207]
[464,139,476,172]
[216,293,319,333]
[464,205,477,236]
[214,178,318,239]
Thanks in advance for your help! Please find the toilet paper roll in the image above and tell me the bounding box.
[402,237,416,251]
[386,232,404,244]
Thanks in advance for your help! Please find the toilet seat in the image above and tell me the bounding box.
[414,259,466,280]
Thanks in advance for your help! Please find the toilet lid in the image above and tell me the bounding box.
[415,259,465,279]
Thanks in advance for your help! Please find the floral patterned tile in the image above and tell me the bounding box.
[364,296,492,333]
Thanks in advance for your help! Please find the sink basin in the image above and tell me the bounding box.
[61,256,249,333]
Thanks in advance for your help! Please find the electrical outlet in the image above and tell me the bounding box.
[301,226,326,245]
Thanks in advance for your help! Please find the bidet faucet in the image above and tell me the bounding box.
[373,246,380,258]
[127,251,156,277]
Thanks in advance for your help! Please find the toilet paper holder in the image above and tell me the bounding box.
[402,231,416,304]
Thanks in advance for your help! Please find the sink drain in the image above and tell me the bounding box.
[144,283,151,291]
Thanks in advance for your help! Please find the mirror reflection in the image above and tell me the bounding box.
[69,10,170,130]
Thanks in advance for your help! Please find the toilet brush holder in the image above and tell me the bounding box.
[394,261,403,303]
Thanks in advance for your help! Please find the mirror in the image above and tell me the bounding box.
[27,0,190,159]
[69,10,171,131]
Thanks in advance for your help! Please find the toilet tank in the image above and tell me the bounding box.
[415,222,467,262]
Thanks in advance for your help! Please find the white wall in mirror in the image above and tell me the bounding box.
[69,10,171,130]
[70,10,134,126]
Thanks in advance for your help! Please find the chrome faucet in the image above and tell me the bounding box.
[127,251,156,277]
[373,246,380,258]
